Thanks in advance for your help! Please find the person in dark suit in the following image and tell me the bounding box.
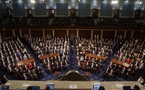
[98,86,105,90]
[44,86,50,90]
[138,76,145,85]
[133,85,140,90]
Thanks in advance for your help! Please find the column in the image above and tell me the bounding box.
[77,29,79,38]
[12,29,15,37]
[91,30,93,39]
[124,31,127,39]
[52,29,55,37]
[67,29,69,37]
[29,30,31,37]
[114,30,117,38]
[101,30,103,39]
[43,29,45,38]
[68,9,70,17]
[131,31,134,39]
[0,32,2,43]
[20,29,22,37]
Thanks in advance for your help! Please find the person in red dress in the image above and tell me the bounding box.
[125,58,131,64]
[27,63,33,70]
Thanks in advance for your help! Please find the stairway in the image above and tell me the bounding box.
[99,38,126,81]
[21,38,51,80]
[69,37,77,70]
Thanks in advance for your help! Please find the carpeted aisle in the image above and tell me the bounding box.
[69,45,77,70]
[21,38,57,81]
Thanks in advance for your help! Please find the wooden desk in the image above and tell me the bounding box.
[6,80,145,90]
[111,59,130,68]
[80,62,87,70]
[39,53,60,60]
[17,58,35,66]
[54,71,60,77]
[86,54,107,61]
[86,72,91,76]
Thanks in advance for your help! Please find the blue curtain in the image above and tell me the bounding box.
[100,4,113,16]
[56,3,68,16]
[121,4,134,17]
[78,3,91,17]
[12,3,25,17]
[34,3,46,16]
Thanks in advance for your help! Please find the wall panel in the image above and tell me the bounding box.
[56,3,68,16]
[31,30,43,37]
[34,3,46,16]
[1,30,7,37]
[21,30,29,37]
[126,31,132,39]
[45,30,53,37]
[93,30,101,39]
[55,30,67,37]
[12,3,25,17]
[100,4,112,17]
[103,31,115,39]
[15,30,20,37]
[121,4,134,17]
[78,3,91,16]
[143,9,145,18]
[5,30,13,37]
[79,30,91,39]
[68,30,77,37]
[133,31,145,39]
[117,31,124,38]
[0,3,3,17]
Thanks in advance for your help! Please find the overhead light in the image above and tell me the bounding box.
[5,0,11,4]
[137,1,142,4]
[111,0,118,4]
[18,0,22,3]
[103,0,107,3]
[125,0,128,3]
[30,0,35,3]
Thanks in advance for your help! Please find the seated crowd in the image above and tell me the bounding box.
[13,62,42,80]
[76,37,115,73]
[104,39,145,80]
[0,35,144,87]
[77,56,104,74]
[0,74,8,84]
[0,37,41,80]
[41,56,69,73]
[26,36,70,73]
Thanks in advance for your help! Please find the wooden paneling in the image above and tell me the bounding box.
[5,30,13,37]
[55,30,67,37]
[133,31,145,39]
[103,31,115,39]
[68,30,77,36]
[45,30,53,37]
[21,30,29,37]
[0,30,7,37]
[15,30,20,37]
[31,30,43,37]
[117,31,124,38]
[126,31,132,39]
[93,30,101,39]
[79,30,91,39]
